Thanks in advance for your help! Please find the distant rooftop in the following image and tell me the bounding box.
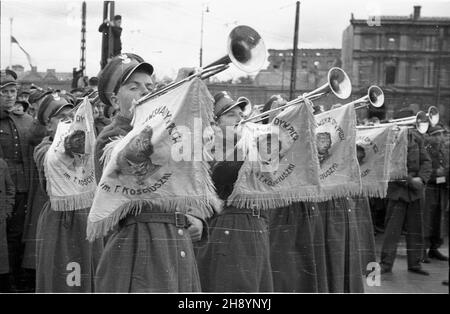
[13,65,72,82]
[350,5,450,25]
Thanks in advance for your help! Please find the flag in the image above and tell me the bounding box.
[356,125,395,197]
[227,100,321,209]
[11,35,34,68]
[389,126,408,180]
[87,78,222,241]
[314,104,362,199]
[44,97,97,211]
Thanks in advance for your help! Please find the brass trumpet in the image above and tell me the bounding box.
[386,106,440,134]
[345,85,384,110]
[241,67,352,124]
[135,25,267,105]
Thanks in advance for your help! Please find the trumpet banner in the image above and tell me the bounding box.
[314,104,361,199]
[356,126,395,197]
[228,100,321,209]
[44,97,96,211]
[87,78,221,241]
[388,126,408,180]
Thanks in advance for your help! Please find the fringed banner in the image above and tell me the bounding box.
[356,126,395,198]
[389,126,408,180]
[314,104,362,199]
[45,97,97,211]
[227,100,321,209]
[87,78,222,241]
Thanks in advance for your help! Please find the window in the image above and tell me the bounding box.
[313,61,320,68]
[411,36,424,50]
[315,52,321,56]
[386,35,399,50]
[301,61,308,69]
[362,36,376,50]
[359,60,373,85]
[385,66,396,85]
[410,63,424,86]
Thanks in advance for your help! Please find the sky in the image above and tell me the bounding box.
[1,0,449,81]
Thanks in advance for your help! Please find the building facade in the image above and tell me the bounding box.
[342,6,450,120]
[255,48,341,91]
[12,65,73,91]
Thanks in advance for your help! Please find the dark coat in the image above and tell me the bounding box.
[94,117,112,137]
[0,110,34,193]
[0,158,15,274]
[93,116,204,292]
[0,159,15,221]
[387,128,432,202]
[424,126,449,184]
[22,127,50,269]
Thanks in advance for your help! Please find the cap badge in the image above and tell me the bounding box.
[119,54,131,64]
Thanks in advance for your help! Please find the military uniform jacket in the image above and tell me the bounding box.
[0,110,34,192]
[387,128,432,202]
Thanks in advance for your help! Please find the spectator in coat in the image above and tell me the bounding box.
[99,15,122,59]
[0,69,35,292]
[0,157,15,292]
[423,124,449,262]
[380,108,432,276]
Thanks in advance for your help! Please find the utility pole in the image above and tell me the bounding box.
[80,1,87,76]
[9,18,13,69]
[289,1,300,100]
[100,1,115,69]
[108,2,115,60]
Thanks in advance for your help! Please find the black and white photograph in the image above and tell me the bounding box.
[0,0,448,299]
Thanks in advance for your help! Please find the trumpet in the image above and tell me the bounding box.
[358,106,441,134]
[135,25,267,105]
[241,67,352,124]
[387,106,440,134]
[345,85,384,110]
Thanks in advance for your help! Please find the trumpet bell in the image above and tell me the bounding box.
[428,106,439,127]
[416,111,429,134]
[368,85,384,108]
[328,67,352,99]
[227,25,267,73]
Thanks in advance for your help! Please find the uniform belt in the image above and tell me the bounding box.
[121,212,191,228]
[221,207,268,219]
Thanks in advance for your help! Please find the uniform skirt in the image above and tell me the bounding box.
[94,210,201,293]
[317,197,364,293]
[35,203,103,292]
[349,196,377,273]
[196,207,273,292]
[269,202,328,292]
[22,183,48,269]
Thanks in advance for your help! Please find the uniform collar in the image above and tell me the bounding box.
[113,114,133,132]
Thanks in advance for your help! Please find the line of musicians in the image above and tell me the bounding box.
[0,52,448,293]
